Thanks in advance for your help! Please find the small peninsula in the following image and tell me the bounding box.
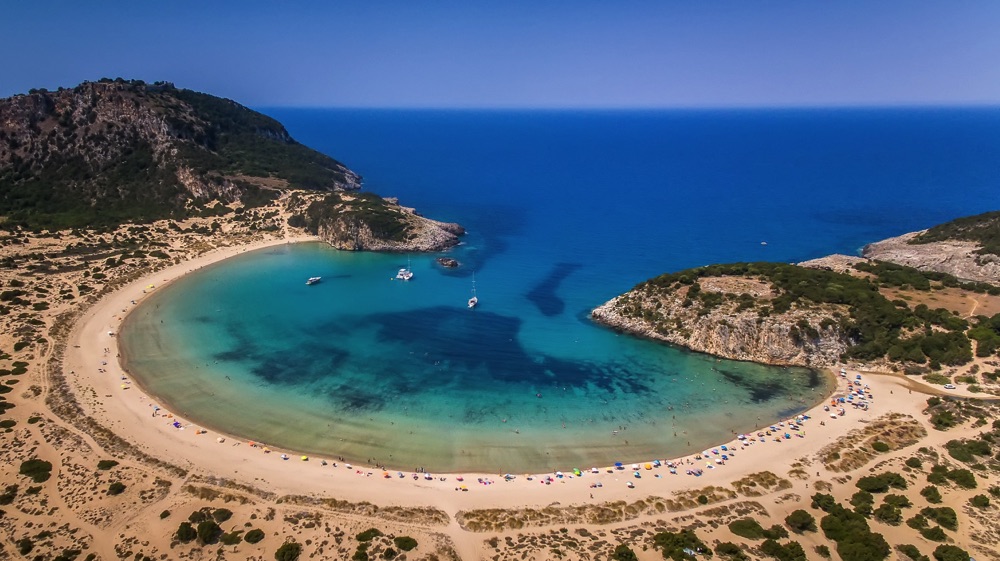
[0,78,462,251]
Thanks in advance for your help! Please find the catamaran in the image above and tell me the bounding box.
[468,273,478,308]
[396,257,414,281]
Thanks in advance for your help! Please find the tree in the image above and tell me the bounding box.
[175,522,196,543]
[932,544,970,561]
[611,544,639,561]
[196,520,222,544]
[245,529,266,544]
[785,510,816,533]
[275,542,302,561]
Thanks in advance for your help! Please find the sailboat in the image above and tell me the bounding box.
[395,257,413,281]
[468,273,478,308]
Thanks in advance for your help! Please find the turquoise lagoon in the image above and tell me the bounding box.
[120,108,1000,472]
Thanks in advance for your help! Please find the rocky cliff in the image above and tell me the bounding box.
[592,274,852,367]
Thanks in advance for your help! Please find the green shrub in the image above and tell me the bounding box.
[16,537,33,555]
[898,544,929,561]
[175,522,196,542]
[883,494,912,508]
[188,510,208,523]
[921,485,943,503]
[927,465,948,485]
[932,544,970,561]
[728,518,765,539]
[785,509,816,533]
[612,544,639,561]
[715,542,747,560]
[392,536,417,551]
[815,545,831,558]
[356,528,383,542]
[159,510,170,519]
[871,441,890,453]
[197,520,221,544]
[221,531,243,545]
[970,494,990,508]
[244,529,265,544]
[275,542,302,561]
[96,460,118,470]
[651,529,711,561]
[906,514,928,530]
[920,527,947,542]
[945,439,991,462]
[212,508,233,523]
[851,490,874,516]
[106,482,125,495]
[760,539,807,561]
[19,459,53,483]
[945,468,976,489]
[856,473,906,493]
[873,504,902,525]
[920,507,957,531]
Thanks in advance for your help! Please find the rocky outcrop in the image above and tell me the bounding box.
[591,277,852,367]
[286,191,464,252]
[862,231,1000,285]
[316,208,464,252]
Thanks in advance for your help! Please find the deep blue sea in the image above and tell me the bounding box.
[121,108,1000,472]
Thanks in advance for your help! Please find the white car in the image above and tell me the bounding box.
[943,384,956,390]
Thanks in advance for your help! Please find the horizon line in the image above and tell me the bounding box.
[255,101,1000,111]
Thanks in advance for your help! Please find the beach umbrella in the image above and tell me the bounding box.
[301,456,308,461]
[614,462,623,469]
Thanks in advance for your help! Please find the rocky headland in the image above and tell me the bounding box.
[592,271,852,367]
[0,78,461,252]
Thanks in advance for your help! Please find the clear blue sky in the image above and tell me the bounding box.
[3,1,999,108]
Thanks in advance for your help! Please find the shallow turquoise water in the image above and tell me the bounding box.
[120,108,1000,472]
[122,242,827,472]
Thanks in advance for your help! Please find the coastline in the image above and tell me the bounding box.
[68,234,896,504]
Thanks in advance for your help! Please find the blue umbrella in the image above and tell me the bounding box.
[614,462,623,468]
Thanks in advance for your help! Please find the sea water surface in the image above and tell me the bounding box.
[121,108,1000,472]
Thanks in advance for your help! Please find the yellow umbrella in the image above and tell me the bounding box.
[301,456,308,461]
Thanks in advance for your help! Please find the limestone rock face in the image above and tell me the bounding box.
[863,231,1000,285]
[591,281,852,367]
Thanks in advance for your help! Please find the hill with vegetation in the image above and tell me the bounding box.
[0,79,461,250]
[593,261,1000,371]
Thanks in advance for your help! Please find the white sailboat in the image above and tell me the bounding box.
[396,257,414,281]
[468,273,478,308]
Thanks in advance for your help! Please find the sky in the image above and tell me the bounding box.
[2,1,999,108]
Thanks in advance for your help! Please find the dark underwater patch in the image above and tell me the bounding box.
[525,262,581,317]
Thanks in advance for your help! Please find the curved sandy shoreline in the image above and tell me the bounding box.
[63,235,921,511]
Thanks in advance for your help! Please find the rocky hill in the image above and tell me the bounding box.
[0,79,461,250]
[592,265,853,367]
[863,211,1000,285]
[592,262,992,369]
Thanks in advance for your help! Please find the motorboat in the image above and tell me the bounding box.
[306,276,321,285]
